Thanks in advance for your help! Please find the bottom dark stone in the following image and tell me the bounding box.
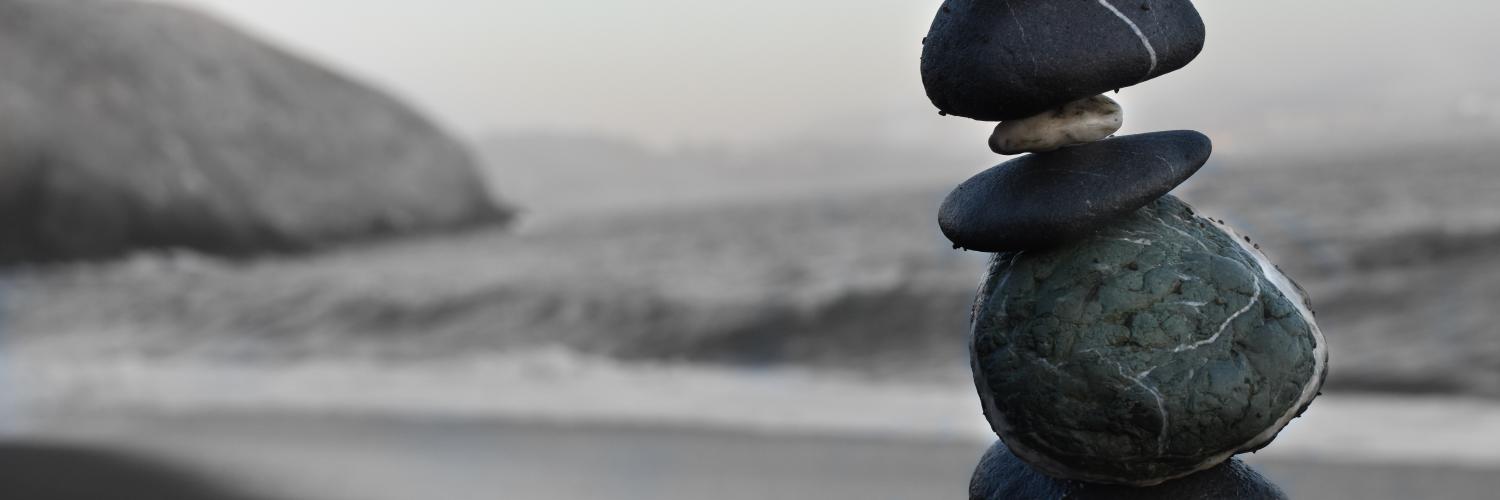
[970,441,1288,500]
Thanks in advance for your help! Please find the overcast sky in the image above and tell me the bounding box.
[154,0,1500,153]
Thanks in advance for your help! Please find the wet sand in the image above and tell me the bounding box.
[14,413,1500,500]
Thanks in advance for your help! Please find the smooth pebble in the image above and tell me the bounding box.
[990,95,1123,155]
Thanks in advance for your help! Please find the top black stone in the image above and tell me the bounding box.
[938,130,1211,252]
[922,0,1206,121]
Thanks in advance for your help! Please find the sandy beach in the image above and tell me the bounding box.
[9,345,1500,499]
[11,412,1498,500]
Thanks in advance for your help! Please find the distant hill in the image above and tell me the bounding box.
[0,0,509,265]
[474,131,989,220]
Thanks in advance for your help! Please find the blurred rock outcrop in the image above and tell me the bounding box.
[0,0,509,264]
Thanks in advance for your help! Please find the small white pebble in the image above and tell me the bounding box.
[989,95,1124,155]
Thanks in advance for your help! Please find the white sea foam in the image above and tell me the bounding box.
[5,347,1500,469]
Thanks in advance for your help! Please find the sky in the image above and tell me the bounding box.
[152,0,1500,153]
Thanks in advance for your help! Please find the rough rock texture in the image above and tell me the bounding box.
[990,95,1123,155]
[940,131,1210,253]
[922,0,1206,121]
[971,195,1327,485]
[970,440,1289,500]
[0,0,509,265]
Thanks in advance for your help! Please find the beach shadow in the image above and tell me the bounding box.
[0,441,279,500]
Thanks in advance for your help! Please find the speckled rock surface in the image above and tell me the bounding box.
[939,131,1210,253]
[990,95,1123,155]
[921,0,1205,121]
[970,440,1289,500]
[970,195,1327,486]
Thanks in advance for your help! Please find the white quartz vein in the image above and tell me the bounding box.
[1112,360,1169,455]
[1097,0,1159,77]
[1154,154,1177,176]
[1002,0,1040,75]
[1036,357,1067,373]
[1172,273,1262,353]
[994,252,1024,316]
[1144,0,1169,60]
[1053,169,1112,179]
[1153,214,1211,252]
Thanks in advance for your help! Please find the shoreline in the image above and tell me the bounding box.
[11,409,1500,500]
[10,352,1500,470]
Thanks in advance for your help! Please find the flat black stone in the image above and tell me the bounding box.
[970,441,1289,500]
[938,130,1210,253]
[922,0,1206,121]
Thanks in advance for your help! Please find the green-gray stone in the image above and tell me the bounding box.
[971,195,1327,486]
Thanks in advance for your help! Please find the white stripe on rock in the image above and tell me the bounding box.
[1097,0,1159,77]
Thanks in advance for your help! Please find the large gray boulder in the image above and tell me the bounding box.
[0,0,509,264]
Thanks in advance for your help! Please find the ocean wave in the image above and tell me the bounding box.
[10,346,1500,469]
[3,181,1500,400]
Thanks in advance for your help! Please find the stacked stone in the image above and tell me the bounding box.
[919,1,1329,498]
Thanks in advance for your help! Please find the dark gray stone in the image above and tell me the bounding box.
[939,131,1210,253]
[970,440,1289,500]
[0,0,511,265]
[922,0,1206,121]
[971,195,1327,485]
[0,442,277,500]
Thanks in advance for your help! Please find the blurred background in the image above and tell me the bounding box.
[1,0,1499,498]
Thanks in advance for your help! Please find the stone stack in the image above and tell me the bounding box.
[919,1,1328,497]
